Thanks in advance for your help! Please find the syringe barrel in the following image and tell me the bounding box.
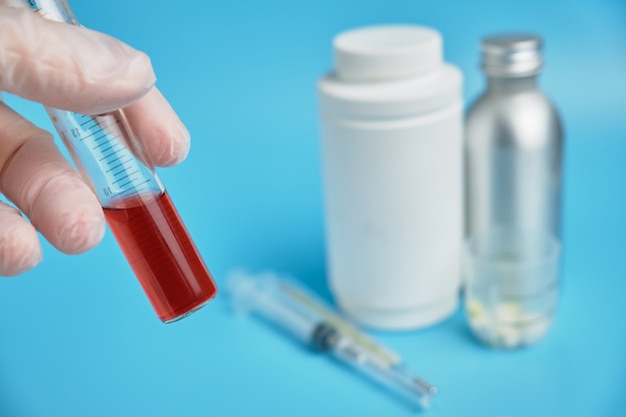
[227,271,438,409]
[227,272,319,344]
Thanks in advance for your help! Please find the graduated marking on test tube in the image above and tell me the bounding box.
[51,111,157,200]
[25,0,218,322]
[77,113,145,196]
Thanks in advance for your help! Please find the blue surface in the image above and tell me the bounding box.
[1,0,626,416]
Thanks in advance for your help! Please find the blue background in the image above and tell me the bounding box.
[2,0,626,416]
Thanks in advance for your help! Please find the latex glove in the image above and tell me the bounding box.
[0,5,191,276]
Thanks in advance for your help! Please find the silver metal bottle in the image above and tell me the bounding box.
[465,34,563,239]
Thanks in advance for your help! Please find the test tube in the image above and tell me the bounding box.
[22,0,217,323]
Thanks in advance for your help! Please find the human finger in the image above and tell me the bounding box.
[0,102,105,254]
[0,6,155,115]
[0,201,42,277]
[123,87,191,167]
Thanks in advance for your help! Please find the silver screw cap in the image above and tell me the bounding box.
[481,33,543,77]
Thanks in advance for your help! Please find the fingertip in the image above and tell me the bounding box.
[53,207,106,255]
[0,8,157,115]
[123,87,191,167]
[0,219,42,277]
[153,120,191,167]
[25,170,106,255]
[79,45,157,115]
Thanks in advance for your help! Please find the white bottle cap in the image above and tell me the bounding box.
[333,25,443,82]
[320,24,460,120]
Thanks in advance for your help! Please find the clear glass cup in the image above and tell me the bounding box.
[463,229,560,348]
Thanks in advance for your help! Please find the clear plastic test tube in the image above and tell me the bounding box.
[22,0,218,323]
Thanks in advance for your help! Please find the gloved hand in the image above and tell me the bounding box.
[0,5,191,276]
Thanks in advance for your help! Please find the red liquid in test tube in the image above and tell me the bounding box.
[104,191,217,323]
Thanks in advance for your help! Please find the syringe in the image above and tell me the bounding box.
[21,0,217,323]
[227,271,438,410]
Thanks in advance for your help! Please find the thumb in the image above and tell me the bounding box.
[0,6,156,115]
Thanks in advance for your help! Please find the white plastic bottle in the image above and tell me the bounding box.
[318,25,464,330]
